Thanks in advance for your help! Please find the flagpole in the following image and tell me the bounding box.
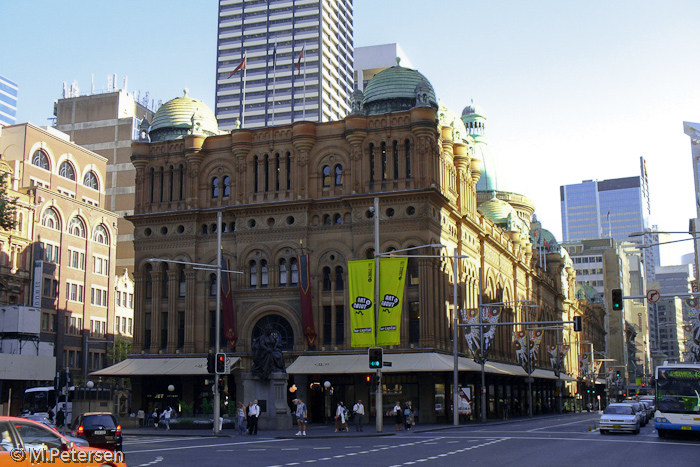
[242,56,247,128]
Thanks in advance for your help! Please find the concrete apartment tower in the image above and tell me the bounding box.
[53,78,157,275]
[215,0,354,130]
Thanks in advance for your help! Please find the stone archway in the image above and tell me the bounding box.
[251,314,294,351]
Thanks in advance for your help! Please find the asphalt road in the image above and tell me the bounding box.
[122,414,700,467]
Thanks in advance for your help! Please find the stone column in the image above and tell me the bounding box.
[132,272,144,353]
[167,271,178,353]
[150,271,162,354]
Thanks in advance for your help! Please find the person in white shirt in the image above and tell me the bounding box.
[294,399,307,436]
[162,406,172,430]
[352,400,365,432]
[248,400,260,434]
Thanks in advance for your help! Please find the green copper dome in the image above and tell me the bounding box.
[362,65,438,115]
[149,89,219,142]
[478,195,516,225]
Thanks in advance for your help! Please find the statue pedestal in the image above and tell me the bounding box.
[242,372,291,430]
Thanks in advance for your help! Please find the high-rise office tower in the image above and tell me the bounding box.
[0,75,18,127]
[215,0,354,131]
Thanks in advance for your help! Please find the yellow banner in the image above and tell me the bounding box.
[348,260,376,347]
[377,258,408,346]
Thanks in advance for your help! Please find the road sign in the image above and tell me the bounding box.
[692,280,699,293]
[686,297,700,309]
[646,289,660,303]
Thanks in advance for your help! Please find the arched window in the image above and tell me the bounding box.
[334,164,343,186]
[209,273,217,296]
[264,154,270,192]
[393,141,399,179]
[212,177,220,199]
[322,267,332,290]
[323,214,331,225]
[179,164,185,200]
[159,167,164,202]
[93,224,108,244]
[250,260,258,287]
[408,250,419,286]
[322,165,331,188]
[178,264,186,297]
[161,263,169,298]
[290,257,298,284]
[286,152,291,190]
[335,266,344,290]
[145,263,153,299]
[169,166,174,201]
[251,315,294,351]
[405,139,412,179]
[83,171,98,190]
[279,258,287,285]
[369,143,375,183]
[260,259,269,287]
[254,156,259,193]
[149,168,155,203]
[381,142,387,181]
[32,150,49,170]
[275,154,280,191]
[333,213,342,224]
[223,176,231,197]
[41,208,60,230]
[68,217,86,237]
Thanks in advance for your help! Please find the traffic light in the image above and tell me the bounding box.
[216,353,226,374]
[615,370,621,378]
[368,348,383,369]
[365,374,372,386]
[611,288,623,311]
[207,354,215,374]
[573,316,583,332]
[218,378,225,393]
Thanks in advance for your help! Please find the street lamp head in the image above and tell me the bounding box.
[86,381,94,389]
[168,384,175,392]
[323,381,331,389]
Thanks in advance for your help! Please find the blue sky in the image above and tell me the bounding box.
[3,0,700,264]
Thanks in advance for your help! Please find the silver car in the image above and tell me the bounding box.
[599,403,640,434]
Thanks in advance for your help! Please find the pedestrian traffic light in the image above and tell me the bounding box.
[368,347,383,369]
[218,378,225,393]
[573,316,583,332]
[216,353,226,374]
[611,288,623,311]
[365,374,372,386]
[207,354,215,374]
[615,370,621,378]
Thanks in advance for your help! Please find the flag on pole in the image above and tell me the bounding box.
[228,55,247,78]
[272,42,277,69]
[296,45,305,77]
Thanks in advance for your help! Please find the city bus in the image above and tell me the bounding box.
[654,362,700,437]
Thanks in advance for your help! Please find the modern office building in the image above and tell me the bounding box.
[0,123,119,395]
[0,75,18,127]
[655,264,693,361]
[353,43,412,92]
[53,81,157,275]
[215,0,354,130]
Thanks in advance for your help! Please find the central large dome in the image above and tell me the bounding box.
[149,89,219,142]
[362,65,438,115]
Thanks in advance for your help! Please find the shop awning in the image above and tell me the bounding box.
[89,356,239,376]
[287,353,532,376]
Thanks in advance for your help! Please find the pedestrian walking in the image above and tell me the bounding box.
[152,408,160,429]
[248,400,260,435]
[352,400,365,432]
[237,402,247,435]
[137,408,145,428]
[55,407,65,432]
[501,399,509,420]
[162,406,172,430]
[404,402,415,431]
[392,401,403,431]
[294,399,307,436]
[334,402,348,432]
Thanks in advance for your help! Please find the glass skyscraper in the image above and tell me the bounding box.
[0,75,18,127]
[215,0,354,131]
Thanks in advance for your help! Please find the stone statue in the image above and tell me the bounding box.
[251,325,286,379]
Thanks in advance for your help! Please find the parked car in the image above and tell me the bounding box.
[20,414,89,447]
[638,400,654,422]
[70,412,123,452]
[599,403,640,434]
[0,416,126,466]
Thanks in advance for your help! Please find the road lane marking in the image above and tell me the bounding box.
[124,438,290,454]
[528,418,600,431]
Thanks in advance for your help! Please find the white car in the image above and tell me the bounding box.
[599,403,640,434]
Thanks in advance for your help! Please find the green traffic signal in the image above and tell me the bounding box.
[369,348,383,369]
[611,288,623,311]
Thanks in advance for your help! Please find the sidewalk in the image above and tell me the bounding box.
[122,412,591,439]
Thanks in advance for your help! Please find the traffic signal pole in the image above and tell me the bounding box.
[373,197,382,433]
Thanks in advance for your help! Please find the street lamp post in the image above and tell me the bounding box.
[86,381,94,412]
[148,212,242,435]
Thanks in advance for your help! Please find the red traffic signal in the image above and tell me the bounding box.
[365,374,371,385]
[216,353,226,374]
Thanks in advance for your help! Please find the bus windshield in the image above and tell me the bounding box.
[22,388,55,415]
[656,367,700,414]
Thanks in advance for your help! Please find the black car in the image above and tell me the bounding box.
[70,412,122,451]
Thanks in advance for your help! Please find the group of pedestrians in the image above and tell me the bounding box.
[151,406,173,430]
[392,401,416,431]
[237,400,261,435]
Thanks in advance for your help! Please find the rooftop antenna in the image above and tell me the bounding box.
[123,76,128,94]
[113,74,117,91]
[62,82,67,98]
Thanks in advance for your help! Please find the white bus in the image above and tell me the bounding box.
[21,386,74,426]
[655,362,700,437]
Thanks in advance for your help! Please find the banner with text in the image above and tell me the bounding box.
[376,257,408,346]
[348,260,376,347]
